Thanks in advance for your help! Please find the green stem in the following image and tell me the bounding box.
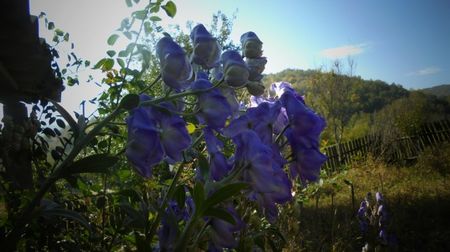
[140,80,224,106]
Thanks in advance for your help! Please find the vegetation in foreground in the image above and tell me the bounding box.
[277,144,450,251]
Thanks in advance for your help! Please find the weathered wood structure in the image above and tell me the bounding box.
[0,0,63,188]
[322,119,450,173]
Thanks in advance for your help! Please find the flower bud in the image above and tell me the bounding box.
[246,81,265,96]
[221,50,249,87]
[246,57,267,81]
[240,32,263,58]
[156,36,192,90]
[190,24,221,69]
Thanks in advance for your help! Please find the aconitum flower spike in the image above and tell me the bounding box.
[221,50,249,87]
[240,31,263,58]
[190,24,221,69]
[156,36,192,90]
[192,72,232,129]
[125,95,191,178]
[246,81,265,96]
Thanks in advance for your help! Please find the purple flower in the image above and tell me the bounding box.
[232,130,292,220]
[204,128,231,181]
[209,206,243,250]
[280,90,326,182]
[221,50,249,87]
[192,73,232,129]
[190,24,221,69]
[245,57,267,81]
[240,32,263,58]
[125,95,191,177]
[158,199,192,251]
[156,36,192,90]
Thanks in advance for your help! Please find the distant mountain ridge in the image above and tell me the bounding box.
[420,84,450,97]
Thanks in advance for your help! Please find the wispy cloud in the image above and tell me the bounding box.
[319,43,368,59]
[407,66,441,76]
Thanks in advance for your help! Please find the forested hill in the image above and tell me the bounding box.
[263,68,409,114]
[420,84,450,97]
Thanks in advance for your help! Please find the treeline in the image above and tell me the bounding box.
[263,67,450,145]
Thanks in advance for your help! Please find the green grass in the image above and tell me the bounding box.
[277,145,450,251]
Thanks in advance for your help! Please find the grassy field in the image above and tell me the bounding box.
[277,144,450,251]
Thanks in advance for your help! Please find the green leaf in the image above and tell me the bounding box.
[41,207,92,232]
[149,16,162,22]
[107,34,120,46]
[103,58,114,71]
[55,28,64,36]
[203,207,236,225]
[197,155,209,181]
[133,10,148,20]
[118,50,129,58]
[66,154,118,175]
[144,21,152,34]
[119,94,140,110]
[193,182,205,212]
[123,31,132,40]
[50,100,80,138]
[173,185,186,208]
[125,0,132,7]
[107,50,116,57]
[204,182,248,210]
[93,58,106,69]
[63,33,69,41]
[47,22,55,30]
[162,1,177,18]
[117,58,126,68]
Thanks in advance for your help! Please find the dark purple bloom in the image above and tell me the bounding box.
[375,192,384,204]
[190,24,221,69]
[156,36,192,90]
[221,50,249,87]
[158,199,192,251]
[232,130,292,220]
[125,95,191,177]
[246,81,265,96]
[192,72,232,129]
[204,128,231,181]
[240,32,263,58]
[280,90,326,182]
[245,57,267,81]
[209,206,243,250]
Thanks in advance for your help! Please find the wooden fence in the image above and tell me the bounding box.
[322,119,450,173]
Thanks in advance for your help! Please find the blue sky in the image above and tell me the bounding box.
[28,0,450,113]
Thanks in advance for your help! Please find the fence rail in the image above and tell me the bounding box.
[322,119,450,172]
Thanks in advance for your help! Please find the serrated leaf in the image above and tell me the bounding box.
[107,50,116,57]
[107,34,119,46]
[149,16,162,22]
[204,207,236,225]
[66,154,118,175]
[162,1,176,18]
[204,183,248,210]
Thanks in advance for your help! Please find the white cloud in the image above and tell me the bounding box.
[319,43,368,59]
[407,66,441,76]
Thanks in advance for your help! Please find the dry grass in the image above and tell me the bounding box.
[277,144,450,251]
